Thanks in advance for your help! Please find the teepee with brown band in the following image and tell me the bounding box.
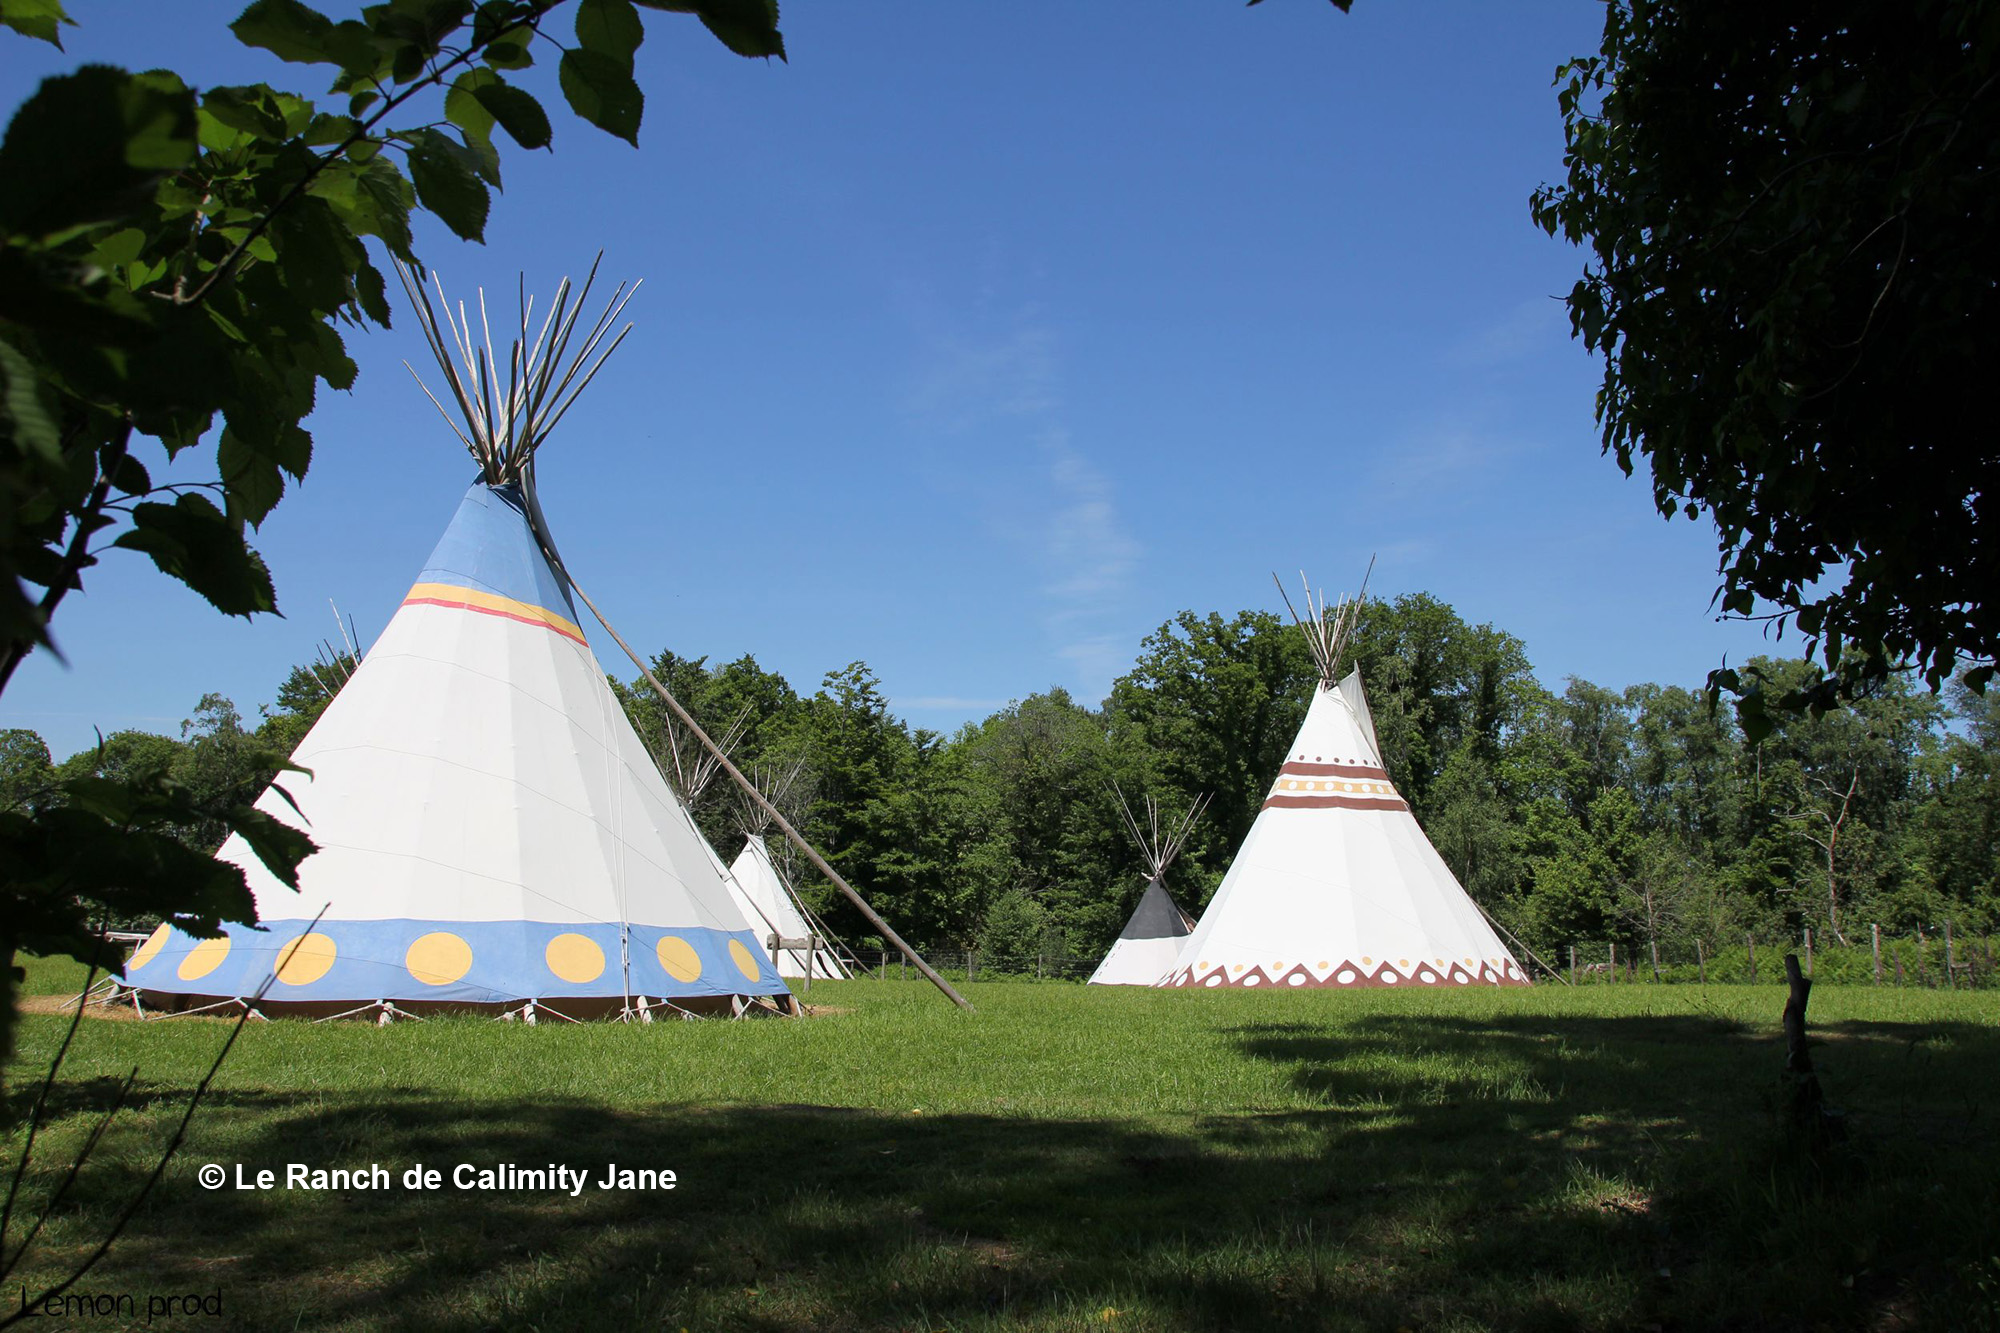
[1160,568,1527,991]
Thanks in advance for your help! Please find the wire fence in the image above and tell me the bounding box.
[840,924,2000,989]
[837,949,1100,985]
[1542,924,1999,989]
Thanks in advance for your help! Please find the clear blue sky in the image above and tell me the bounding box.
[2,2,1781,760]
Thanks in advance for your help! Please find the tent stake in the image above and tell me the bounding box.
[558,573,973,1012]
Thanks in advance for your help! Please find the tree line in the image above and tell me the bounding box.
[5,591,1992,969]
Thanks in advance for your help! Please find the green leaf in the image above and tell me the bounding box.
[445,67,499,148]
[301,111,359,146]
[482,36,532,69]
[0,247,155,349]
[268,195,362,315]
[230,0,337,63]
[576,0,643,73]
[0,0,75,48]
[86,226,148,270]
[639,0,784,62]
[0,336,60,461]
[112,493,278,618]
[559,49,644,146]
[407,127,489,241]
[107,452,153,496]
[351,256,392,326]
[203,85,290,141]
[354,158,415,259]
[217,420,311,525]
[474,79,552,149]
[0,66,197,238]
[225,804,317,889]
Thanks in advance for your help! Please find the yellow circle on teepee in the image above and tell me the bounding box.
[126,924,171,972]
[545,933,605,983]
[728,940,763,982]
[406,932,473,986]
[274,932,337,986]
[657,936,702,983]
[177,936,232,981]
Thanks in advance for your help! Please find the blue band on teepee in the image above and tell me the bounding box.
[414,483,578,621]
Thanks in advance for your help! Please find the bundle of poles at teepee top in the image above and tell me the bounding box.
[397,260,971,1012]
[1113,782,1210,889]
[651,703,854,981]
[1273,559,1372,688]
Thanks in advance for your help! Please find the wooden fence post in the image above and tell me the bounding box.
[1803,927,1813,977]
[879,950,887,981]
[1779,953,1832,1144]
[1568,944,1576,985]
[1945,920,1956,989]
[1871,923,1882,985]
[1608,941,1616,983]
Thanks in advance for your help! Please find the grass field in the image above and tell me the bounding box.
[7,956,1999,1332]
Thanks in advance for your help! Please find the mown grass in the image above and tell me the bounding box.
[7,955,2000,1332]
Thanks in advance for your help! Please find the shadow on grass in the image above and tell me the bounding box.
[14,1013,2000,1332]
[1226,1011,2000,1333]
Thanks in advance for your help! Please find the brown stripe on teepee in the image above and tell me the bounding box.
[1278,761,1389,779]
[1262,793,1411,812]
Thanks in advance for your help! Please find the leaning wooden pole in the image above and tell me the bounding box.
[558,574,973,1012]
[1472,899,1568,986]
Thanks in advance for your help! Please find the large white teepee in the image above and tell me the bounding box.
[1161,576,1526,990]
[121,264,794,1019]
[1088,788,1205,987]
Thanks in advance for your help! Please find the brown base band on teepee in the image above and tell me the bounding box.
[1161,958,1528,989]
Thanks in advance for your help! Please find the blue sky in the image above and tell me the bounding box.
[3,2,1782,760]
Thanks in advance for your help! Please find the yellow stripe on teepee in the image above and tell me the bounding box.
[404,582,585,642]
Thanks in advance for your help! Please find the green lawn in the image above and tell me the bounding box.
[7,959,1999,1331]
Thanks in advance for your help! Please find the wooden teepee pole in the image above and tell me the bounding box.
[557,573,974,1012]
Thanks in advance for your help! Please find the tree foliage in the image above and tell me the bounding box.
[0,0,783,1083]
[1532,0,1999,719]
[15,592,1998,984]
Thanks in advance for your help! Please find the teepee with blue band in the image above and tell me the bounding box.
[124,262,790,1021]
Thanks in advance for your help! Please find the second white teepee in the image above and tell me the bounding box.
[1088,788,1204,987]
[1161,575,1526,990]
[729,835,849,979]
